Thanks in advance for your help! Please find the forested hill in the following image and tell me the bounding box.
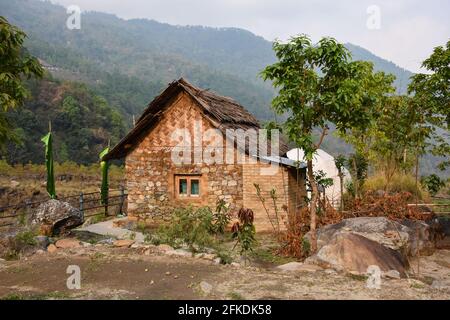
[1,0,414,121]
[4,0,436,171]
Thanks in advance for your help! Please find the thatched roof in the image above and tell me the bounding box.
[104,78,289,161]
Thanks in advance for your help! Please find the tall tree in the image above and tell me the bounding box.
[408,40,450,172]
[261,35,394,252]
[0,16,43,146]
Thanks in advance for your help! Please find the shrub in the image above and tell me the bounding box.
[156,206,215,251]
[231,208,256,256]
[212,199,231,234]
[421,174,446,196]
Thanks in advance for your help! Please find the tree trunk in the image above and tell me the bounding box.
[415,151,419,205]
[307,159,318,253]
[338,171,344,212]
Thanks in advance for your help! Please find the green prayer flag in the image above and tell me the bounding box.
[41,132,56,199]
[99,147,110,205]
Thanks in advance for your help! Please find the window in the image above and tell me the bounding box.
[175,175,201,198]
[190,179,200,196]
[179,179,188,196]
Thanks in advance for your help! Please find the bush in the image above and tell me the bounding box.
[231,208,256,256]
[2,229,38,260]
[421,174,446,196]
[156,206,215,250]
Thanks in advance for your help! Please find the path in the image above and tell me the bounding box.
[76,218,145,243]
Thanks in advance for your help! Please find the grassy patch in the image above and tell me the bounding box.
[250,248,297,265]
[347,273,368,281]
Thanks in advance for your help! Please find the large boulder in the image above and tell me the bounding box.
[305,217,436,257]
[32,199,84,236]
[430,216,450,249]
[306,233,409,277]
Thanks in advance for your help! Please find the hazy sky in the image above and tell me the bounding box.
[50,0,449,73]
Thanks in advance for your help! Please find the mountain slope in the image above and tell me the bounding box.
[4,0,443,176]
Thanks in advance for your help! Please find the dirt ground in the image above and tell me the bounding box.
[0,244,449,300]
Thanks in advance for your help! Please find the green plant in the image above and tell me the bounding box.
[232,208,256,256]
[421,174,446,196]
[15,230,37,246]
[212,199,231,234]
[301,237,311,256]
[157,206,215,251]
[261,35,394,252]
[215,250,233,265]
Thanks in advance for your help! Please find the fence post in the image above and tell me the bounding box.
[119,186,125,216]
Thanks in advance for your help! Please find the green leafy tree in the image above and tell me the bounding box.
[261,35,394,251]
[421,174,445,196]
[0,16,43,146]
[408,40,450,172]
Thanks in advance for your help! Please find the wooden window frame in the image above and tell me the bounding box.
[175,174,202,199]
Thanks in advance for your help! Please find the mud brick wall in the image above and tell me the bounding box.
[125,91,244,223]
[242,161,306,232]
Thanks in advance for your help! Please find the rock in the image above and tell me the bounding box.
[32,199,84,236]
[308,233,408,277]
[47,244,57,253]
[431,216,450,249]
[324,268,337,274]
[35,249,45,255]
[276,262,323,273]
[34,235,50,249]
[199,281,213,295]
[306,217,437,257]
[55,238,82,249]
[157,244,174,252]
[81,242,92,247]
[431,280,446,290]
[230,262,240,267]
[113,240,135,248]
[201,253,216,261]
[276,262,304,272]
[166,249,192,257]
[400,219,436,256]
[383,270,401,279]
[213,257,221,265]
[34,236,50,249]
[98,238,115,245]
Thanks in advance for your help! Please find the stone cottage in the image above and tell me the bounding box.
[104,78,307,231]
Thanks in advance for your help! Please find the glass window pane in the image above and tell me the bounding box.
[190,179,200,195]
[179,179,187,194]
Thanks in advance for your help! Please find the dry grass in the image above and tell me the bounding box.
[362,173,429,201]
[0,160,124,207]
